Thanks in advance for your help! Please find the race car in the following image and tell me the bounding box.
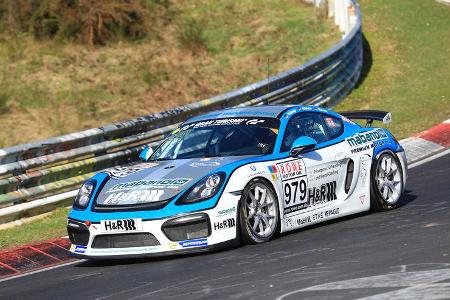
[67,105,407,258]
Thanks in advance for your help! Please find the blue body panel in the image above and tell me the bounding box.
[69,105,403,222]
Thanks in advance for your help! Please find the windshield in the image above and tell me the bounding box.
[151,117,280,160]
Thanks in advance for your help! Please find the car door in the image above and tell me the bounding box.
[279,112,348,225]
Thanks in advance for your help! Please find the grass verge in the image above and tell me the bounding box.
[336,0,450,139]
[0,0,339,147]
[0,208,69,250]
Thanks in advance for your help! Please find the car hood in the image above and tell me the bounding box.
[95,156,251,206]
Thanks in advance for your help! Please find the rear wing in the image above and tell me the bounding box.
[339,110,392,127]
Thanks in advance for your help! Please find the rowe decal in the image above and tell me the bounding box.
[104,190,164,204]
[284,180,337,214]
[276,159,306,181]
[108,178,191,192]
[214,218,236,231]
[179,238,208,248]
[346,129,388,148]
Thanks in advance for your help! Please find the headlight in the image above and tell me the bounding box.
[74,180,96,209]
[177,173,225,204]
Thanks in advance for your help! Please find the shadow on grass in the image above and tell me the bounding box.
[354,33,373,89]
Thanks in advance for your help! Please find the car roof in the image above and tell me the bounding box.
[185,105,296,123]
[185,104,340,124]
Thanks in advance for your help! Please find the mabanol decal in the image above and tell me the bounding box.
[214,218,236,231]
[108,178,191,192]
[346,129,388,154]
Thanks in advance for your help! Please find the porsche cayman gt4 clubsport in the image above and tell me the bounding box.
[67,105,407,258]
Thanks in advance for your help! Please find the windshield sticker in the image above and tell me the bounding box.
[342,115,356,125]
[179,117,279,131]
[107,178,191,192]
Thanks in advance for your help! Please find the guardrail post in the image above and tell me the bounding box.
[328,0,335,17]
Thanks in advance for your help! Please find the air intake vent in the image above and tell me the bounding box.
[92,233,160,248]
[345,159,354,193]
[162,214,210,241]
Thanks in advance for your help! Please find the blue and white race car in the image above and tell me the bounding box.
[67,105,407,258]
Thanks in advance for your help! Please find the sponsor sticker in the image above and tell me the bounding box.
[105,166,143,179]
[309,162,342,182]
[75,245,87,254]
[217,207,236,217]
[287,208,340,229]
[342,116,356,125]
[214,218,236,231]
[276,159,306,181]
[359,194,366,204]
[283,180,337,214]
[179,238,208,248]
[325,117,337,128]
[101,219,143,233]
[346,129,388,149]
[103,190,164,204]
[190,162,221,168]
[267,164,279,181]
[108,178,191,192]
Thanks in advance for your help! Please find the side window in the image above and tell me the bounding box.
[281,112,329,152]
[322,115,344,139]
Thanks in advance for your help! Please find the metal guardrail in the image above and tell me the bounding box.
[0,0,362,224]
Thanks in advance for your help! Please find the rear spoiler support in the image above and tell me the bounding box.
[339,110,392,127]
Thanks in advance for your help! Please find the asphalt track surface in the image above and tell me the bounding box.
[1,154,449,300]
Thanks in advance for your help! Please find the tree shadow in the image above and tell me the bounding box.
[354,33,373,89]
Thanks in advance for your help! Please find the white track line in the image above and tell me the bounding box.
[408,148,450,169]
[0,259,84,283]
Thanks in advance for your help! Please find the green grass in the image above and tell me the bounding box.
[336,0,450,139]
[0,208,69,250]
[0,0,339,147]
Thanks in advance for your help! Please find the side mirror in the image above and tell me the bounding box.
[289,136,317,157]
[139,145,154,161]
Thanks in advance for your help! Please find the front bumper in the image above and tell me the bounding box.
[68,196,239,259]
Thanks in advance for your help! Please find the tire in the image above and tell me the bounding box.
[370,151,404,211]
[239,178,280,244]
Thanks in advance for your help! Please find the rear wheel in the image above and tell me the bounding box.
[370,151,404,211]
[239,178,280,244]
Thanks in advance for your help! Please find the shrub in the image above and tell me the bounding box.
[177,18,207,53]
[0,0,163,46]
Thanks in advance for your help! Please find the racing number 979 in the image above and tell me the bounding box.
[284,178,307,205]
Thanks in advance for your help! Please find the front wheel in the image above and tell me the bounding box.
[239,178,280,244]
[370,151,404,211]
